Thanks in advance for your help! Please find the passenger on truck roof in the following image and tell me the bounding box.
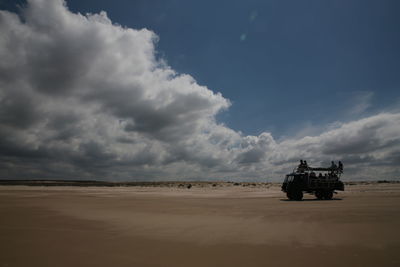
[298,160,306,172]
[331,161,337,169]
[338,161,343,171]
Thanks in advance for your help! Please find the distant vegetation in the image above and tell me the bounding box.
[0,180,271,188]
[0,180,398,188]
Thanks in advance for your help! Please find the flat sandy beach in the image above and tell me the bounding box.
[1,183,399,267]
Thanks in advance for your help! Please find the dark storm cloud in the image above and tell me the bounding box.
[0,0,399,181]
[237,148,266,164]
[0,90,40,129]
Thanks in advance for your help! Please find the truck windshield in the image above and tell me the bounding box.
[285,175,294,182]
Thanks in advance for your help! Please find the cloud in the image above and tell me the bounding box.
[348,91,374,116]
[272,113,400,179]
[0,0,399,181]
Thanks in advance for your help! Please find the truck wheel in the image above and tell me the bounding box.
[315,191,323,200]
[324,191,333,200]
[287,190,302,200]
[292,190,303,201]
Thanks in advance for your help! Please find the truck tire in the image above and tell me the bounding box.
[324,190,333,200]
[295,190,303,201]
[292,190,303,201]
[315,190,324,200]
[287,190,303,201]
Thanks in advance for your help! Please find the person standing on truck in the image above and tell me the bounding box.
[331,161,337,169]
[338,161,343,173]
[298,160,305,172]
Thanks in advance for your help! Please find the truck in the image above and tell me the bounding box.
[281,161,344,200]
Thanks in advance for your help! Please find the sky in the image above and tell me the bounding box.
[0,0,399,181]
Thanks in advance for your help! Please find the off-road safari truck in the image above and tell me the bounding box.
[282,162,344,200]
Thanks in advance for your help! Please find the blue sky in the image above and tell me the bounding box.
[63,0,400,137]
[0,0,399,181]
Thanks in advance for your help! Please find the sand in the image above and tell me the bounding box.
[1,183,399,267]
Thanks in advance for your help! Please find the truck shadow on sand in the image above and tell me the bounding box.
[279,198,343,202]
